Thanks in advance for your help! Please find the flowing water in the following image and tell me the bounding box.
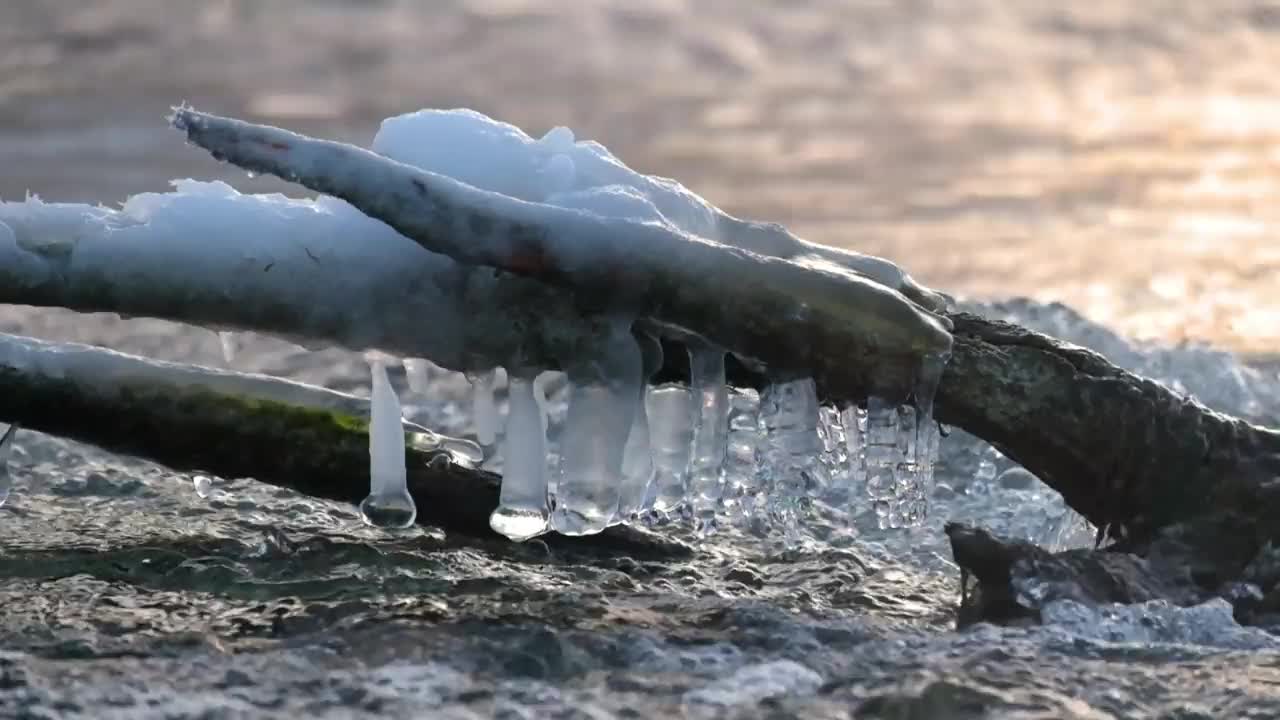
[3,1,1280,717]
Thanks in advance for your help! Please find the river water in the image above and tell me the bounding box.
[2,1,1280,718]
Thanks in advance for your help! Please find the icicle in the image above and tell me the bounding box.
[615,331,663,521]
[403,358,432,394]
[644,383,696,520]
[861,350,948,529]
[0,424,15,508]
[724,388,762,523]
[816,406,850,505]
[839,404,868,514]
[863,395,902,529]
[757,379,824,541]
[468,369,501,448]
[902,350,948,525]
[687,344,729,533]
[550,316,642,535]
[218,331,238,365]
[489,372,550,541]
[359,358,417,528]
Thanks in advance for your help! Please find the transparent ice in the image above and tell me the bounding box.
[468,369,501,449]
[615,332,663,520]
[644,383,697,518]
[687,345,730,533]
[489,373,550,541]
[550,317,642,535]
[756,378,825,540]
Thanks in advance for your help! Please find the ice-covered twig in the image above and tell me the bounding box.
[170,108,953,401]
[0,183,619,377]
[0,332,686,557]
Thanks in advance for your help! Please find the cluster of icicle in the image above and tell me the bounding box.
[350,318,950,542]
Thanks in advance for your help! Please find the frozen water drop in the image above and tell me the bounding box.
[192,474,213,499]
[489,373,551,541]
[0,424,15,508]
[360,358,416,529]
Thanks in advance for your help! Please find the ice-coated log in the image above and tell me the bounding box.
[0,332,688,557]
[168,108,955,408]
[0,183,625,381]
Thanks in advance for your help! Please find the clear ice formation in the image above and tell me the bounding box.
[615,332,663,520]
[687,345,730,533]
[724,389,763,522]
[645,384,697,517]
[469,369,501,448]
[0,423,15,508]
[359,358,417,529]
[550,316,643,535]
[489,373,551,541]
[756,379,826,536]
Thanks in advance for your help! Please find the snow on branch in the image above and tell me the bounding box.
[168,107,953,397]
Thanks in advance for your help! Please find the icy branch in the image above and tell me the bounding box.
[169,108,953,399]
[0,332,684,557]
